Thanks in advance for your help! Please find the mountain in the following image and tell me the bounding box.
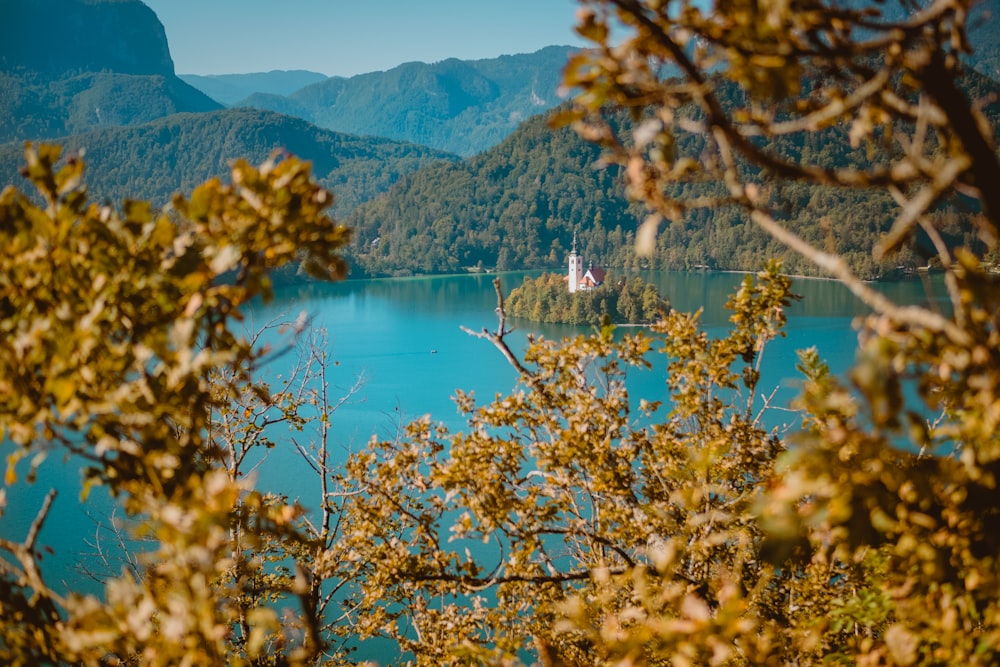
[0,0,455,221]
[0,0,221,144]
[0,108,458,214]
[1,0,174,77]
[242,46,576,156]
[179,70,329,106]
[345,57,1000,281]
[345,109,640,277]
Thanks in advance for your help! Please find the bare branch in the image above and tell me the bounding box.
[875,154,973,258]
[461,278,534,380]
[0,489,69,610]
[25,488,56,552]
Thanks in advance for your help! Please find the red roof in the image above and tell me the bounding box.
[583,267,606,285]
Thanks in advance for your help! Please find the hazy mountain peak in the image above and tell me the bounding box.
[178,70,330,105]
[0,0,221,144]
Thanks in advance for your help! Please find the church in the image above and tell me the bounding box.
[567,234,605,293]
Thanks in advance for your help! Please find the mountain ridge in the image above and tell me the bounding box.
[0,0,175,78]
[344,56,1000,281]
[179,70,329,105]
[0,108,458,214]
[237,46,577,156]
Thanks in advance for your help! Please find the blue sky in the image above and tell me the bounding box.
[143,0,584,77]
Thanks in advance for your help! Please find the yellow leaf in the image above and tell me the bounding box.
[5,452,21,485]
[50,377,76,406]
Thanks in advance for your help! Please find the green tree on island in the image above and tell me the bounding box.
[507,273,668,325]
[2,0,1000,665]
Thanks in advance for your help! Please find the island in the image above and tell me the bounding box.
[507,237,669,325]
[507,272,668,326]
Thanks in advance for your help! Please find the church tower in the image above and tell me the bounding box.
[568,232,583,293]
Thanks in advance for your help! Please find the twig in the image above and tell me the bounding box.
[0,489,68,609]
[25,488,56,553]
[460,278,533,380]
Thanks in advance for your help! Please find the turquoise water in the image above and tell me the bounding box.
[0,270,940,607]
[246,270,941,504]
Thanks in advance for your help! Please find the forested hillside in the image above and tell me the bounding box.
[346,109,639,276]
[0,108,457,212]
[244,46,576,156]
[347,61,1000,279]
[344,102,885,279]
[0,0,221,144]
[3,0,997,283]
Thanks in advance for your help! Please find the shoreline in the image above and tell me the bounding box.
[716,269,852,284]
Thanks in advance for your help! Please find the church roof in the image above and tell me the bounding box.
[583,267,606,283]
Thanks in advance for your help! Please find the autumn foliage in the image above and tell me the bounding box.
[3,0,1000,665]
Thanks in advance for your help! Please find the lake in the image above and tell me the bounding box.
[0,269,942,606]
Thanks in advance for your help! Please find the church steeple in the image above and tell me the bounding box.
[568,232,582,293]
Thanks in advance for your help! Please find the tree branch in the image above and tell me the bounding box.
[921,50,1000,234]
[461,277,533,380]
[750,209,971,345]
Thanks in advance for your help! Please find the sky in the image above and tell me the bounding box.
[142,0,585,77]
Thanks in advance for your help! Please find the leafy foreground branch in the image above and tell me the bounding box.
[308,0,1000,663]
[0,144,351,666]
[336,246,987,666]
[339,265,805,664]
[543,0,1000,664]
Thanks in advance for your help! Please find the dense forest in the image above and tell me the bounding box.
[0,70,221,144]
[347,109,640,277]
[0,108,457,212]
[346,64,1000,280]
[507,273,668,325]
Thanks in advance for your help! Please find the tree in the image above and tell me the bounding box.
[338,269,800,664]
[208,322,367,664]
[335,0,1000,664]
[547,0,1000,664]
[0,144,350,666]
[506,273,668,325]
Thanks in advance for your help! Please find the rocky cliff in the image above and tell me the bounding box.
[1,0,175,77]
[0,0,221,144]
